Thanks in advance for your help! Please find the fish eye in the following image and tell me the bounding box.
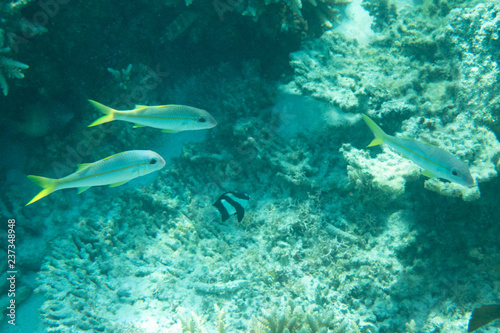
[451,169,459,177]
[149,158,157,165]
[198,117,206,123]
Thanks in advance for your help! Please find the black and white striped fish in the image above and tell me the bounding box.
[212,192,249,222]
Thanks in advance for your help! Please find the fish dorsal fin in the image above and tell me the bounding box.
[78,186,91,194]
[420,140,438,147]
[109,180,130,188]
[77,163,92,171]
[133,124,146,128]
[422,170,437,178]
[101,153,122,162]
[135,105,149,109]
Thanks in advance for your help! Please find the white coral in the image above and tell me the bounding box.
[0,56,29,96]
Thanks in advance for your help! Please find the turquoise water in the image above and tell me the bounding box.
[1,0,500,332]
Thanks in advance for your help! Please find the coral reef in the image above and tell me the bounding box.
[288,0,500,199]
[436,2,500,127]
[26,58,499,329]
[3,0,500,332]
[288,28,424,114]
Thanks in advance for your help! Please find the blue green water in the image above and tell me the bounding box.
[1,0,500,332]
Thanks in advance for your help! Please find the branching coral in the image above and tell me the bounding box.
[179,304,227,333]
[0,55,29,96]
[0,5,31,96]
[248,300,361,333]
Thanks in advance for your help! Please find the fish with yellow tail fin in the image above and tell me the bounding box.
[26,150,165,205]
[362,114,475,187]
[87,100,217,133]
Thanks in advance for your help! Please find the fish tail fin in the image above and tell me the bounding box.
[362,114,387,147]
[26,175,58,206]
[88,99,115,127]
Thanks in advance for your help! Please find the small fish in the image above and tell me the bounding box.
[468,304,500,332]
[212,192,249,222]
[362,114,475,187]
[87,100,217,133]
[26,150,165,206]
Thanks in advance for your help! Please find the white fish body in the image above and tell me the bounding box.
[26,150,166,205]
[88,100,217,132]
[362,114,475,187]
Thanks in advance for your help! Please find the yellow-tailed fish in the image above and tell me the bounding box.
[26,150,166,206]
[87,100,217,133]
[362,114,475,187]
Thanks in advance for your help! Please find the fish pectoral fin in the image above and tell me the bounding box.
[367,138,384,147]
[422,170,437,178]
[133,124,146,128]
[77,163,93,171]
[162,129,180,133]
[109,180,130,188]
[78,186,91,194]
